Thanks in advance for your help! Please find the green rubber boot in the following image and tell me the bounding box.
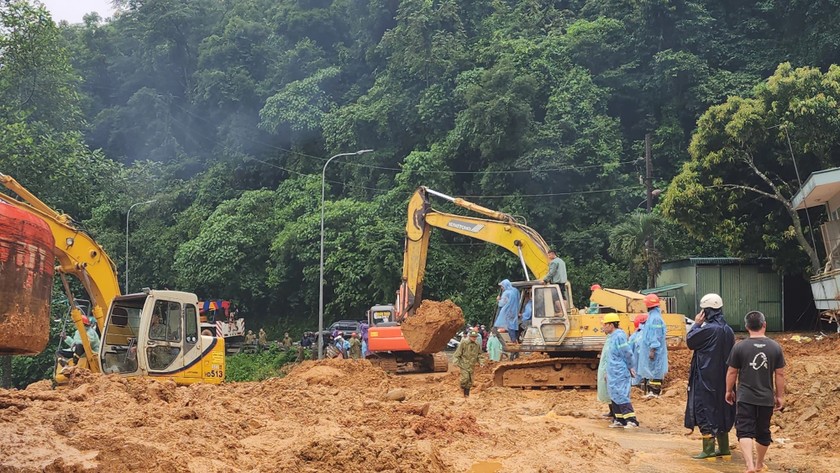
[692,435,717,460]
[715,432,732,458]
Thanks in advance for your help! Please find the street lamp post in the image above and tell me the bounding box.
[125,200,156,294]
[318,149,373,359]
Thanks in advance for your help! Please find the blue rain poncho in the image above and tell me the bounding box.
[486,334,503,362]
[638,307,668,379]
[63,325,101,354]
[605,328,635,405]
[627,327,643,386]
[521,300,533,326]
[596,339,611,403]
[493,279,520,331]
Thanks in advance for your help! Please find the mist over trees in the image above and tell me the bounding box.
[4,0,840,336]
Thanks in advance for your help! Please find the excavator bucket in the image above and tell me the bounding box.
[0,202,55,354]
[401,300,464,354]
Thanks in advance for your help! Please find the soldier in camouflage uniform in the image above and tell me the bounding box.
[453,331,483,397]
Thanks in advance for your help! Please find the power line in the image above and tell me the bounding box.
[457,186,645,198]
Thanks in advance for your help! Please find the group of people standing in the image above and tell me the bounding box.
[597,291,786,473]
[597,292,669,429]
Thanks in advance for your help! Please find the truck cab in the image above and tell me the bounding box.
[99,290,226,385]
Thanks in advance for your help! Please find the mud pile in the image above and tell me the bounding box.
[768,336,840,456]
[401,300,464,354]
[1,333,838,472]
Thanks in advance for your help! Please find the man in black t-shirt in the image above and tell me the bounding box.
[725,311,786,473]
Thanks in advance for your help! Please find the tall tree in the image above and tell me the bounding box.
[663,63,840,275]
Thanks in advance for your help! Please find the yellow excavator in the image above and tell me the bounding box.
[393,186,686,388]
[0,173,225,385]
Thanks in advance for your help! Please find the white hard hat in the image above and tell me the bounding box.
[699,293,723,309]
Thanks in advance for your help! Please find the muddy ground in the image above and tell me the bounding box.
[0,333,837,473]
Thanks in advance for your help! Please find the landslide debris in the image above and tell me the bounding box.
[401,300,465,354]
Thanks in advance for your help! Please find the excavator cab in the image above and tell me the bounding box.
[99,290,225,384]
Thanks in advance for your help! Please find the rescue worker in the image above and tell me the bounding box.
[59,314,101,360]
[587,284,601,314]
[628,313,647,390]
[359,321,369,346]
[597,322,614,419]
[245,330,256,346]
[542,250,568,299]
[684,293,735,460]
[486,329,503,362]
[348,332,362,359]
[494,279,520,342]
[149,313,168,340]
[638,293,668,398]
[258,328,267,350]
[282,332,293,349]
[520,292,533,334]
[452,330,482,397]
[333,333,348,358]
[603,313,639,428]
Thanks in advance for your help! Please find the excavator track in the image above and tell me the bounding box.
[431,352,449,372]
[493,357,599,389]
[370,355,399,374]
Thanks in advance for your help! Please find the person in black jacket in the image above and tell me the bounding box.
[684,293,736,460]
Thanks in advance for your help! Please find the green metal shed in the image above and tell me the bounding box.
[655,258,783,331]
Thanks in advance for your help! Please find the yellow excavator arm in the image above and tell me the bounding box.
[398,186,553,318]
[1,173,120,369]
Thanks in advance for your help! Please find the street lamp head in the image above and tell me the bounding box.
[356,149,374,155]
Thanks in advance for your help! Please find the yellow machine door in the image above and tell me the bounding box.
[144,299,186,377]
[179,303,205,379]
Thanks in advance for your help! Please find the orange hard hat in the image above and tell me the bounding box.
[81,314,91,325]
[634,313,648,329]
[590,284,602,291]
[644,293,660,309]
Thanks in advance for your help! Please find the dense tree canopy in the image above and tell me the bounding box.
[2,0,840,366]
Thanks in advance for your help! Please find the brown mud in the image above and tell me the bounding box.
[402,300,465,354]
[0,334,837,472]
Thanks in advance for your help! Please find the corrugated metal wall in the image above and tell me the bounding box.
[696,265,782,331]
[659,260,783,331]
[657,263,696,317]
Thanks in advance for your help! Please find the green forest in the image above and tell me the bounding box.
[3,0,840,380]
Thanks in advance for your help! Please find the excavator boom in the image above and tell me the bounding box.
[399,187,552,318]
[1,173,120,330]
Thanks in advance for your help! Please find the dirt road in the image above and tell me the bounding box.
[0,335,837,472]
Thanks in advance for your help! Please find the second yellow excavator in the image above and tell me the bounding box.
[377,186,686,387]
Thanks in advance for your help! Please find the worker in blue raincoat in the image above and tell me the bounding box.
[597,330,613,419]
[684,293,735,460]
[494,279,520,341]
[486,329,503,362]
[603,313,639,428]
[628,313,647,389]
[638,294,668,398]
[520,291,533,333]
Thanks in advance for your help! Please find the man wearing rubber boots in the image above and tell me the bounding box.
[603,313,639,429]
[453,331,482,397]
[638,293,668,398]
[684,293,736,460]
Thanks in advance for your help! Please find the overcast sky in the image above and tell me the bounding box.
[41,0,115,24]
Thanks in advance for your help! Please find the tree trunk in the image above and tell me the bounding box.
[0,355,12,388]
